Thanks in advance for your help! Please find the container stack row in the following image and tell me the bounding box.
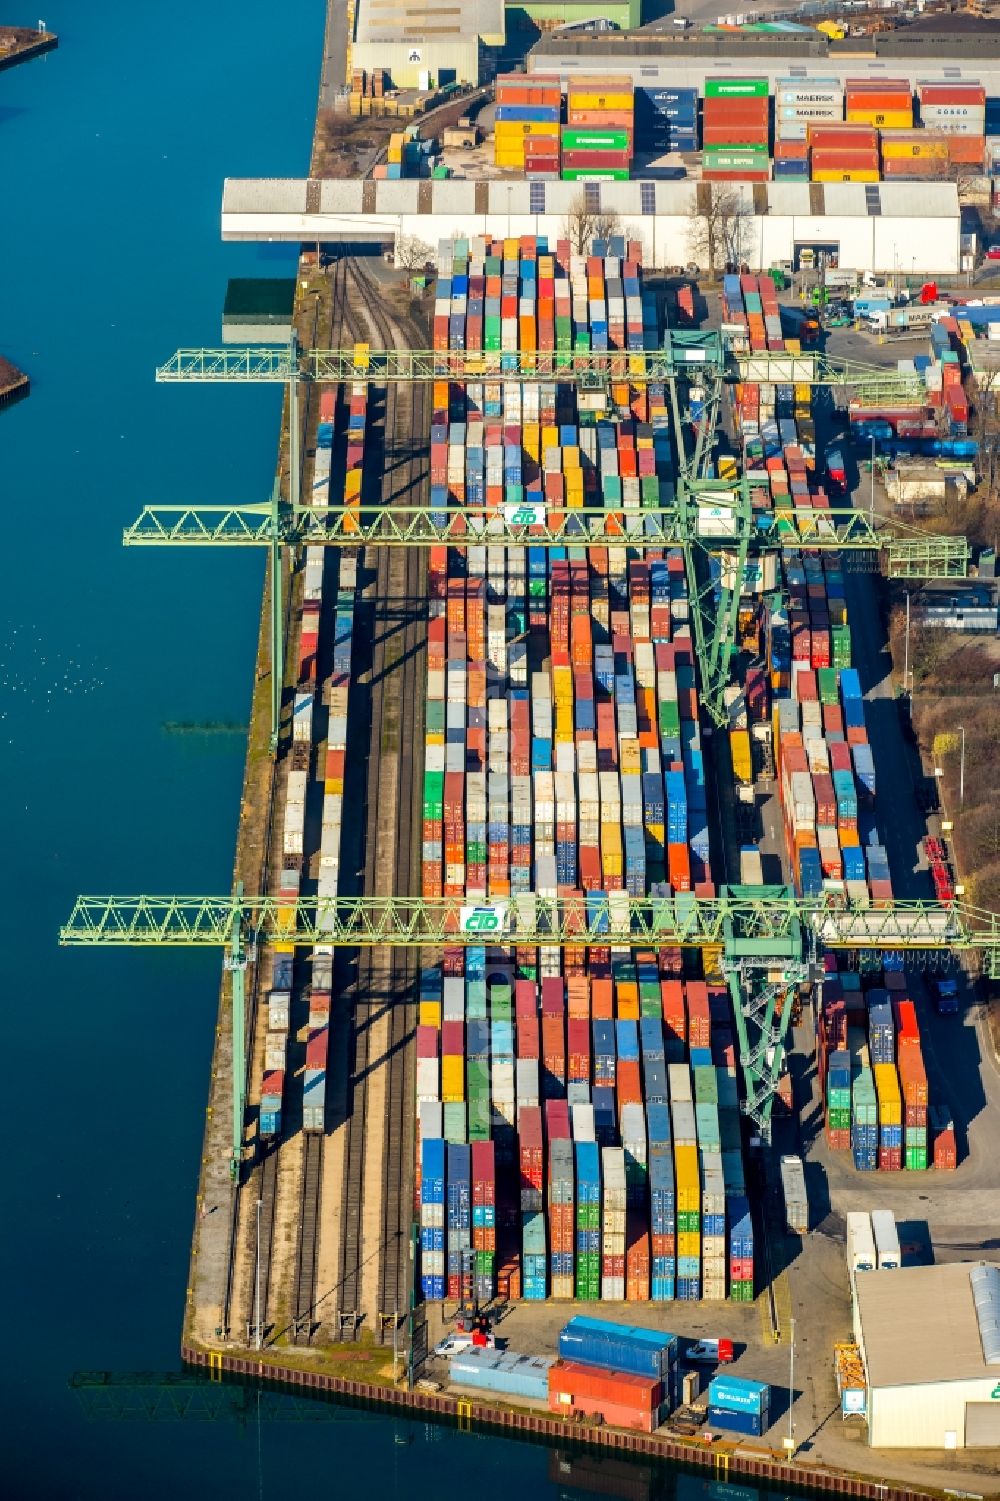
[634,86,698,159]
[818,959,939,1170]
[416,233,754,1306]
[259,382,366,1139]
[850,319,972,463]
[702,77,770,183]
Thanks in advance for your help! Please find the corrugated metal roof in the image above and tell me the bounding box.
[320,180,364,213]
[768,184,812,215]
[221,177,956,221]
[878,182,960,218]
[223,179,308,214]
[356,0,502,44]
[857,1263,1000,1388]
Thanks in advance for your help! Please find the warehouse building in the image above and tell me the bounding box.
[506,0,641,41]
[854,1262,1000,1448]
[527,21,1000,100]
[220,177,961,275]
[350,0,505,90]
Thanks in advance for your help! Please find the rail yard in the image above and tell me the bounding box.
[56,5,1000,1494]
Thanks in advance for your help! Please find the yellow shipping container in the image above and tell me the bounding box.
[345,469,362,497]
[677,1231,702,1259]
[523,422,540,461]
[881,135,948,160]
[555,704,574,741]
[441,1056,465,1103]
[620,740,641,774]
[495,120,560,139]
[845,108,913,128]
[675,1145,700,1210]
[563,445,581,470]
[419,1000,442,1029]
[425,732,444,747]
[794,382,812,406]
[325,778,344,795]
[542,423,559,451]
[553,664,574,704]
[717,454,738,481]
[874,1062,902,1126]
[730,728,752,786]
[812,168,881,182]
[568,91,634,111]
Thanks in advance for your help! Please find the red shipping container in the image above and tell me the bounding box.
[548,1361,663,1417]
[934,1127,957,1170]
[617,1058,643,1107]
[519,1106,544,1193]
[685,981,711,1048]
[810,149,880,171]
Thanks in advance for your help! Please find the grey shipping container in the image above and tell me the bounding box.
[780,1154,809,1235]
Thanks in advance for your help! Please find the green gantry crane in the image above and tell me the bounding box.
[60,889,1000,1147]
[136,331,967,741]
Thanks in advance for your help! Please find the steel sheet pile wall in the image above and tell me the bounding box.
[258,384,365,1139]
[418,233,754,1305]
[818,958,939,1171]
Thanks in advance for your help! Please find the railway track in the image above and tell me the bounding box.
[226,257,351,1347]
[336,256,424,1347]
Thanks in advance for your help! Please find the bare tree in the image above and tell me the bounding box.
[564,191,622,256]
[687,185,753,276]
[394,233,433,273]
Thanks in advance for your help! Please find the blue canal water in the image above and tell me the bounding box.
[2,12,795,1499]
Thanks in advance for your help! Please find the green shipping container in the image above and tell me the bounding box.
[705,77,769,98]
[730,1279,755,1302]
[423,770,443,819]
[468,1087,490,1141]
[562,128,631,151]
[659,700,681,737]
[443,1101,467,1142]
[827,1107,851,1132]
[906,1146,928,1171]
[561,167,631,182]
[702,140,769,156]
[817,668,839,706]
[832,625,852,668]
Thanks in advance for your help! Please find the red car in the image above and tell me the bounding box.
[985,246,1000,261]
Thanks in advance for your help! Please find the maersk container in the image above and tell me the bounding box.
[708,1375,771,1414]
[707,1405,766,1437]
[559,1316,678,1378]
[450,1348,554,1400]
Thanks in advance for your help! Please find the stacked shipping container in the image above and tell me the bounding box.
[417,234,754,1304]
[818,959,937,1172]
[563,76,635,181]
[495,73,562,173]
[260,382,365,1139]
[774,77,843,179]
[702,77,770,182]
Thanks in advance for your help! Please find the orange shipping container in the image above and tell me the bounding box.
[548,1361,663,1413]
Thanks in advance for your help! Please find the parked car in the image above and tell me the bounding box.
[686,1338,735,1364]
[985,246,1000,261]
[433,1330,496,1358]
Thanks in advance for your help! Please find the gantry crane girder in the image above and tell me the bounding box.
[60,889,1000,956]
[123,486,968,730]
[60,888,1000,1143]
[154,339,930,406]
